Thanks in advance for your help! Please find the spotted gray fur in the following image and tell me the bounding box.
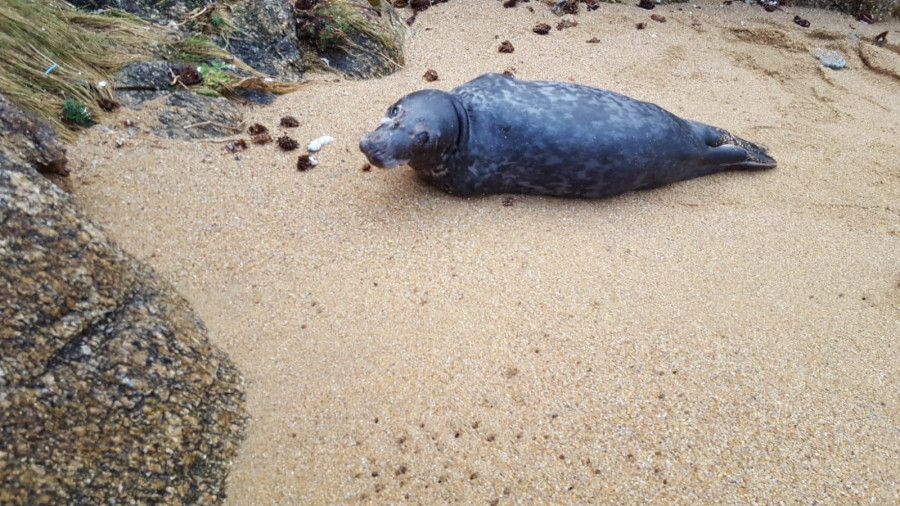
[359,73,776,198]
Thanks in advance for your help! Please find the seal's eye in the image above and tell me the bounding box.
[414,131,430,145]
[389,106,400,117]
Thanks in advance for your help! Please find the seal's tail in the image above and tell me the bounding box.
[691,121,777,170]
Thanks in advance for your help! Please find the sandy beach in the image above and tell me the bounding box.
[70,1,899,503]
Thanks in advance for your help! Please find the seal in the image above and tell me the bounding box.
[359,73,776,198]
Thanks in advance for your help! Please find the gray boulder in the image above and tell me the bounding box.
[228,0,306,80]
[68,0,214,26]
[296,1,410,79]
[114,61,175,90]
[114,61,176,108]
[0,101,247,504]
[69,0,305,80]
[152,91,244,139]
[0,94,69,190]
[782,0,899,20]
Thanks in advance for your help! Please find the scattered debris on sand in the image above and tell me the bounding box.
[297,154,318,171]
[424,69,439,81]
[280,116,300,128]
[499,40,515,53]
[277,135,300,150]
[638,0,655,10]
[226,139,248,153]
[249,123,269,135]
[251,132,273,144]
[651,14,667,23]
[502,195,524,206]
[533,23,552,35]
[793,15,810,28]
[557,19,578,30]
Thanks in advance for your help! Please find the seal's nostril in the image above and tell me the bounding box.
[359,135,370,154]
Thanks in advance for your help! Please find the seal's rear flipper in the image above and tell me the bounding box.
[706,144,777,170]
[692,122,777,170]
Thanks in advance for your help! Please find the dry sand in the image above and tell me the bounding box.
[70,1,899,503]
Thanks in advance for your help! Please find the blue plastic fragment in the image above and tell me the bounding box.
[43,63,59,75]
[817,51,846,70]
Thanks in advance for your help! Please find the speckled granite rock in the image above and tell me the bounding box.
[68,0,305,80]
[0,94,69,191]
[0,158,247,503]
[783,0,899,20]
[152,91,244,140]
[67,0,213,26]
[296,1,410,79]
[228,0,305,80]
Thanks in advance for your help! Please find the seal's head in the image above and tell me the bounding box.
[359,89,462,170]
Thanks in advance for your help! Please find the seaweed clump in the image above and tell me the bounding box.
[61,99,94,127]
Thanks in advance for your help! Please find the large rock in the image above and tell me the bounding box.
[0,106,247,503]
[152,91,244,139]
[228,0,306,80]
[68,0,215,26]
[783,0,899,20]
[70,0,411,80]
[69,0,305,80]
[0,94,69,190]
[296,0,410,79]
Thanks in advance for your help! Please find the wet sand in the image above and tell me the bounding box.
[72,1,899,503]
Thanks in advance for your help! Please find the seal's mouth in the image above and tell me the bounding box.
[359,132,409,168]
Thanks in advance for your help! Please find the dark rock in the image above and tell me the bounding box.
[300,3,409,79]
[68,0,213,25]
[0,160,246,504]
[533,23,552,35]
[227,0,305,80]
[153,91,243,140]
[280,115,300,128]
[781,0,899,21]
[71,0,305,80]
[114,61,174,91]
[232,88,278,106]
[116,90,171,109]
[0,94,69,190]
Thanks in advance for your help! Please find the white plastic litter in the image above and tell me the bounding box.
[307,136,335,152]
